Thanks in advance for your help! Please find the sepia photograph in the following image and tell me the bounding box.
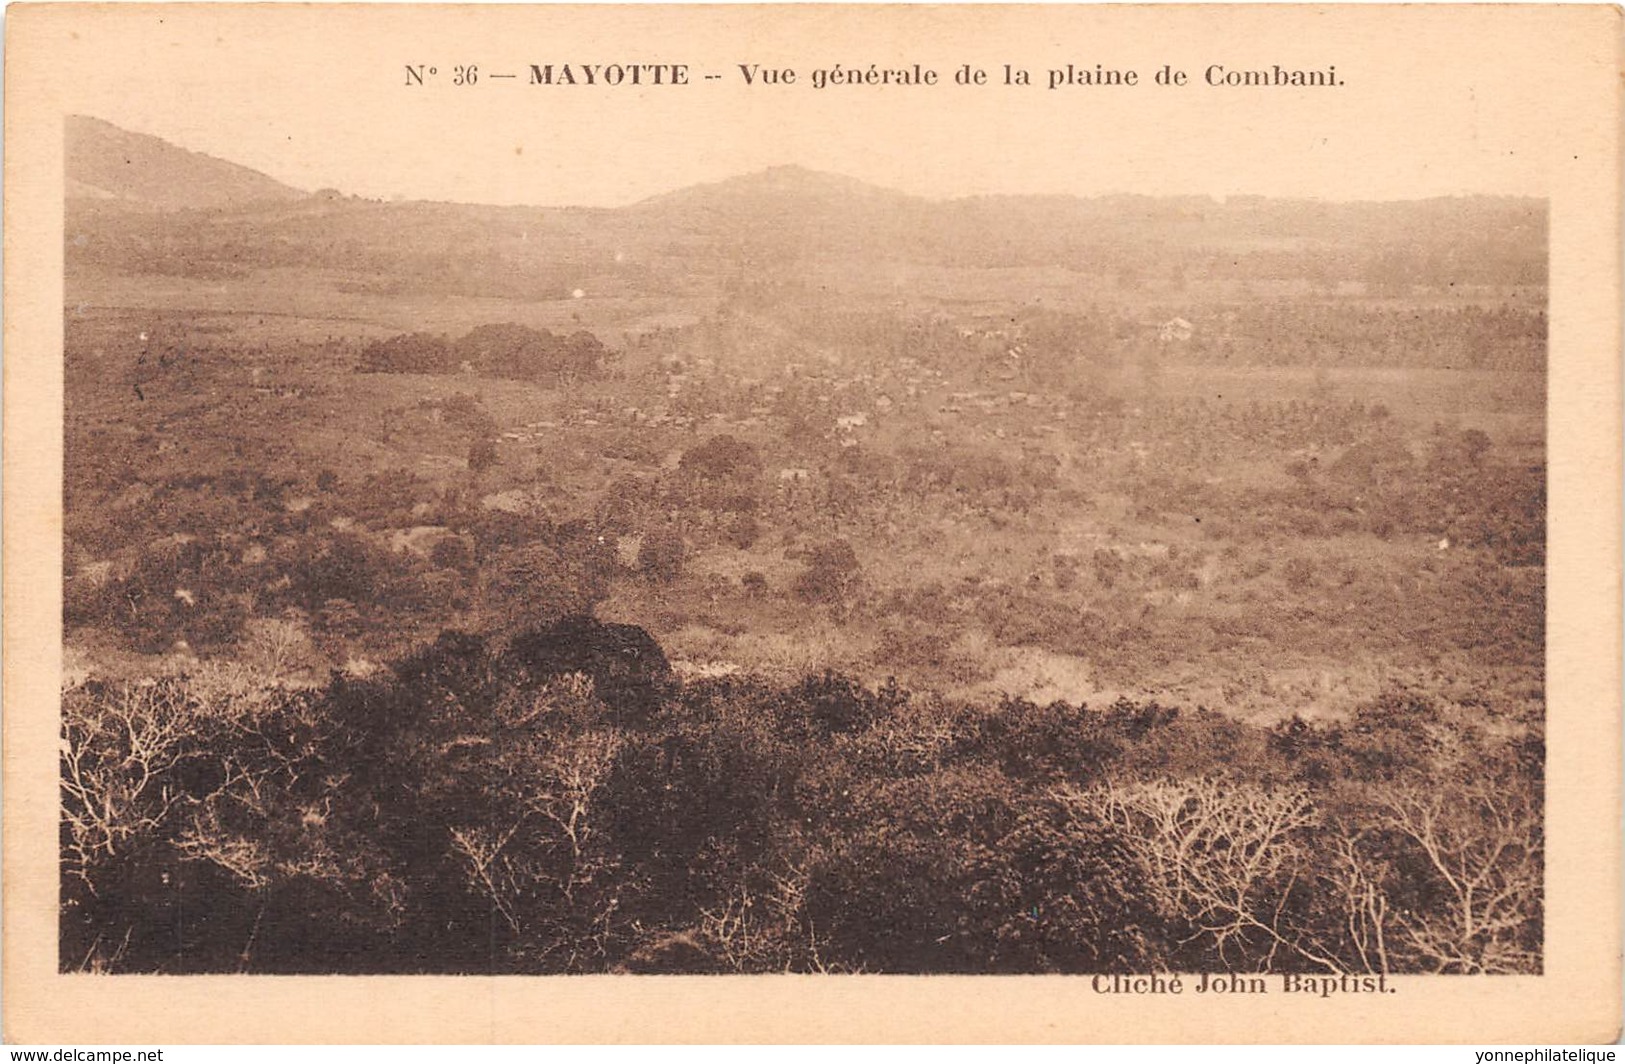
[5,3,1620,1045]
[56,113,1548,980]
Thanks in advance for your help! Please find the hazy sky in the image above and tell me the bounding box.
[20,4,1588,207]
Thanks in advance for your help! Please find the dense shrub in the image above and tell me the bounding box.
[359,324,610,381]
[467,436,499,475]
[357,332,452,374]
[61,634,1543,976]
[679,434,762,482]
[794,539,862,606]
[453,323,609,382]
[636,528,687,582]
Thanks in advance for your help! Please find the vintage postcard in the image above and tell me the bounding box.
[4,2,1620,1045]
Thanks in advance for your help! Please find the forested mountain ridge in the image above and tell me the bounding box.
[67,118,1546,318]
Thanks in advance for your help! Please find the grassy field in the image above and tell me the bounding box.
[68,266,715,343]
[64,283,1544,734]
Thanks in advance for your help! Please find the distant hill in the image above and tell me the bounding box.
[628,165,1545,283]
[66,115,304,210]
[632,164,918,232]
[620,163,957,269]
[63,117,1547,303]
[637,164,910,212]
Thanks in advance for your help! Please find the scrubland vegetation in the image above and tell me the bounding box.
[62,133,1546,974]
[62,646,1540,975]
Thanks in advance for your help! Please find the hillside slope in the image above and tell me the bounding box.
[66,115,304,210]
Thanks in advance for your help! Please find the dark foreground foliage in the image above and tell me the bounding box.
[62,623,1542,976]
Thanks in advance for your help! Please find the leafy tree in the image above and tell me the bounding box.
[454,323,608,382]
[794,539,861,606]
[357,332,452,374]
[636,528,686,582]
[478,543,606,638]
[680,434,762,483]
